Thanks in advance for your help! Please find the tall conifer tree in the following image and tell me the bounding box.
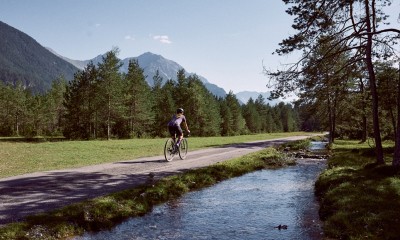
[124,59,154,137]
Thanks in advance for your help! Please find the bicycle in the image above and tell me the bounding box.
[164,133,189,162]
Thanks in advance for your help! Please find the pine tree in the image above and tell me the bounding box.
[42,77,67,136]
[0,82,29,136]
[151,70,168,136]
[254,95,268,132]
[123,59,154,138]
[63,62,98,139]
[96,49,123,140]
[243,98,261,133]
[224,91,246,135]
[159,80,177,136]
[219,99,233,136]
[174,68,189,108]
[185,75,221,136]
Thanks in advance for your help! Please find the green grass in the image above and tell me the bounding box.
[280,138,312,150]
[0,132,313,178]
[315,139,400,240]
[0,146,296,240]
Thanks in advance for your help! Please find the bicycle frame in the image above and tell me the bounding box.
[164,133,189,161]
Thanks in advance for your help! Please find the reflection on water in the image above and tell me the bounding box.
[75,143,326,240]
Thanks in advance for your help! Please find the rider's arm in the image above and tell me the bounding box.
[183,121,190,132]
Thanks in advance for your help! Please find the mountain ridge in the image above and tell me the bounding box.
[58,51,226,98]
[57,51,286,104]
[57,51,288,105]
[0,21,78,93]
[1,20,284,104]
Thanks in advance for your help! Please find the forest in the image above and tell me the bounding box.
[0,45,398,144]
[0,49,299,139]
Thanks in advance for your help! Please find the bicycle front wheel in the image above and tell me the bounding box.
[179,138,188,159]
[164,138,176,162]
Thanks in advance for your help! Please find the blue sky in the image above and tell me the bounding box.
[0,0,399,93]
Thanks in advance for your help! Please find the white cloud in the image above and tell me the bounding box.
[153,35,172,44]
[95,23,101,28]
[125,35,135,41]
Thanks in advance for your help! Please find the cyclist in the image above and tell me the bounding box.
[167,108,190,150]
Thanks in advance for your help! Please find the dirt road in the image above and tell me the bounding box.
[0,135,315,225]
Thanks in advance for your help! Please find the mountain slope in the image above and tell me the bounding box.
[134,52,226,98]
[63,51,227,98]
[0,21,79,93]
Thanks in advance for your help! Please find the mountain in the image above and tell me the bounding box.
[121,52,181,84]
[235,91,286,106]
[0,20,226,98]
[47,48,89,70]
[0,21,79,93]
[134,52,226,98]
[63,51,227,98]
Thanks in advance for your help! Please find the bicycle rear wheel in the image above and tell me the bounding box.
[179,138,188,159]
[164,138,176,162]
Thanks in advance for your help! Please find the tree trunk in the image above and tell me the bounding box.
[393,61,400,167]
[365,0,384,164]
[328,95,334,145]
[359,78,367,143]
[107,95,111,140]
[389,108,396,139]
[332,88,339,144]
[15,113,19,136]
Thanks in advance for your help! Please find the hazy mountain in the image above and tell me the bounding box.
[63,51,227,98]
[47,48,91,70]
[0,21,78,93]
[235,91,286,106]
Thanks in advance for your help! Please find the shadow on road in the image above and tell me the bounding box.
[117,160,165,164]
[0,170,173,225]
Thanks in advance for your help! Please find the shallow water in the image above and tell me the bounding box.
[75,142,326,240]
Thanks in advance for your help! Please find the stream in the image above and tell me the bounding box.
[75,142,327,240]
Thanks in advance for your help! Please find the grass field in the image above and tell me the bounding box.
[315,139,400,239]
[0,132,314,178]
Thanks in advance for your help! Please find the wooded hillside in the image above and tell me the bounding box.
[0,49,299,139]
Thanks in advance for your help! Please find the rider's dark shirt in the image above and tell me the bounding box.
[167,114,186,127]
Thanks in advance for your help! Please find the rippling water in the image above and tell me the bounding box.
[76,143,326,240]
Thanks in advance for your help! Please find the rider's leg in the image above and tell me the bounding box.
[176,126,183,146]
[176,135,183,146]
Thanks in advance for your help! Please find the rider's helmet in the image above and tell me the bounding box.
[176,108,184,114]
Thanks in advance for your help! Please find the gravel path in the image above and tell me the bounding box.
[0,135,315,225]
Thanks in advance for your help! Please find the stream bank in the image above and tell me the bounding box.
[75,142,327,240]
